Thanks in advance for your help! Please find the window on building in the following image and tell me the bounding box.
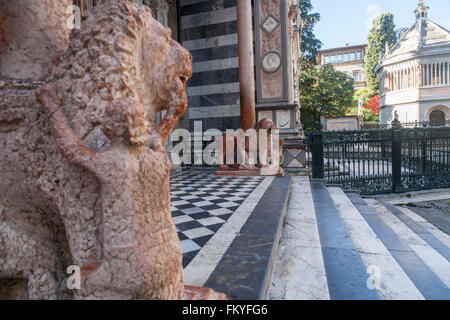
[321,49,365,65]
[353,71,360,82]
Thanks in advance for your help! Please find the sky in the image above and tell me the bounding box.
[310,0,450,50]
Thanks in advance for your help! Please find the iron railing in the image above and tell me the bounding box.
[309,125,450,195]
[362,120,450,130]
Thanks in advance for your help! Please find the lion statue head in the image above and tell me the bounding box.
[257,118,278,131]
[257,118,284,166]
[49,0,192,150]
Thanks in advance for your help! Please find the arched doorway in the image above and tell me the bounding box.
[429,110,446,126]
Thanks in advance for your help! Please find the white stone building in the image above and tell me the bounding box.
[376,0,450,125]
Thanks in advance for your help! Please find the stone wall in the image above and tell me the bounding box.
[380,86,450,123]
[179,0,241,131]
[325,116,360,131]
[380,103,420,124]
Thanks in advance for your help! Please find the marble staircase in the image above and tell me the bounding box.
[268,176,450,300]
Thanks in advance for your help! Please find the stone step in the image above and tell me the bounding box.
[269,179,380,300]
[268,176,329,300]
[202,175,292,300]
[309,181,380,300]
[269,179,450,300]
[363,199,450,294]
[403,202,450,236]
[394,205,450,249]
[182,175,274,289]
[329,188,424,300]
[382,203,450,261]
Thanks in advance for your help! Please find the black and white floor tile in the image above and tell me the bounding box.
[170,170,265,268]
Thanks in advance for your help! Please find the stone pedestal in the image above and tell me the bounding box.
[358,113,365,129]
[279,128,307,172]
[253,0,306,172]
[256,106,307,172]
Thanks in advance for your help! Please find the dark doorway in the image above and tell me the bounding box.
[429,110,446,126]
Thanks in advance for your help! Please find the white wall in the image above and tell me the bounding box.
[380,102,420,124]
[380,100,450,124]
[380,82,450,124]
[334,63,365,81]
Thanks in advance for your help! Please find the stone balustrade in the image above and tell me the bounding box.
[383,61,450,92]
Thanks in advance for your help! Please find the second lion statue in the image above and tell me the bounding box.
[0,0,192,299]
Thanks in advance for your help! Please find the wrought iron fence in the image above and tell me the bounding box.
[362,120,450,130]
[398,127,450,193]
[308,125,450,195]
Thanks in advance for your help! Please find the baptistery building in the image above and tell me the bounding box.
[376,0,450,125]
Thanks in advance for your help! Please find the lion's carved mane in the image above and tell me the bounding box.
[53,1,152,146]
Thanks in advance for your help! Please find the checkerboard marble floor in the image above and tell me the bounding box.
[170,170,265,268]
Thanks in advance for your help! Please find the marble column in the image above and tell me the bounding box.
[422,64,425,86]
[236,0,256,131]
[446,61,450,84]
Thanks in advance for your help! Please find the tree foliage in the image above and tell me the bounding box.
[352,87,379,108]
[298,0,322,62]
[299,62,355,133]
[365,13,398,93]
[365,95,380,114]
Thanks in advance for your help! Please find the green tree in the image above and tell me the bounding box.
[299,62,355,133]
[365,13,398,93]
[298,0,322,62]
